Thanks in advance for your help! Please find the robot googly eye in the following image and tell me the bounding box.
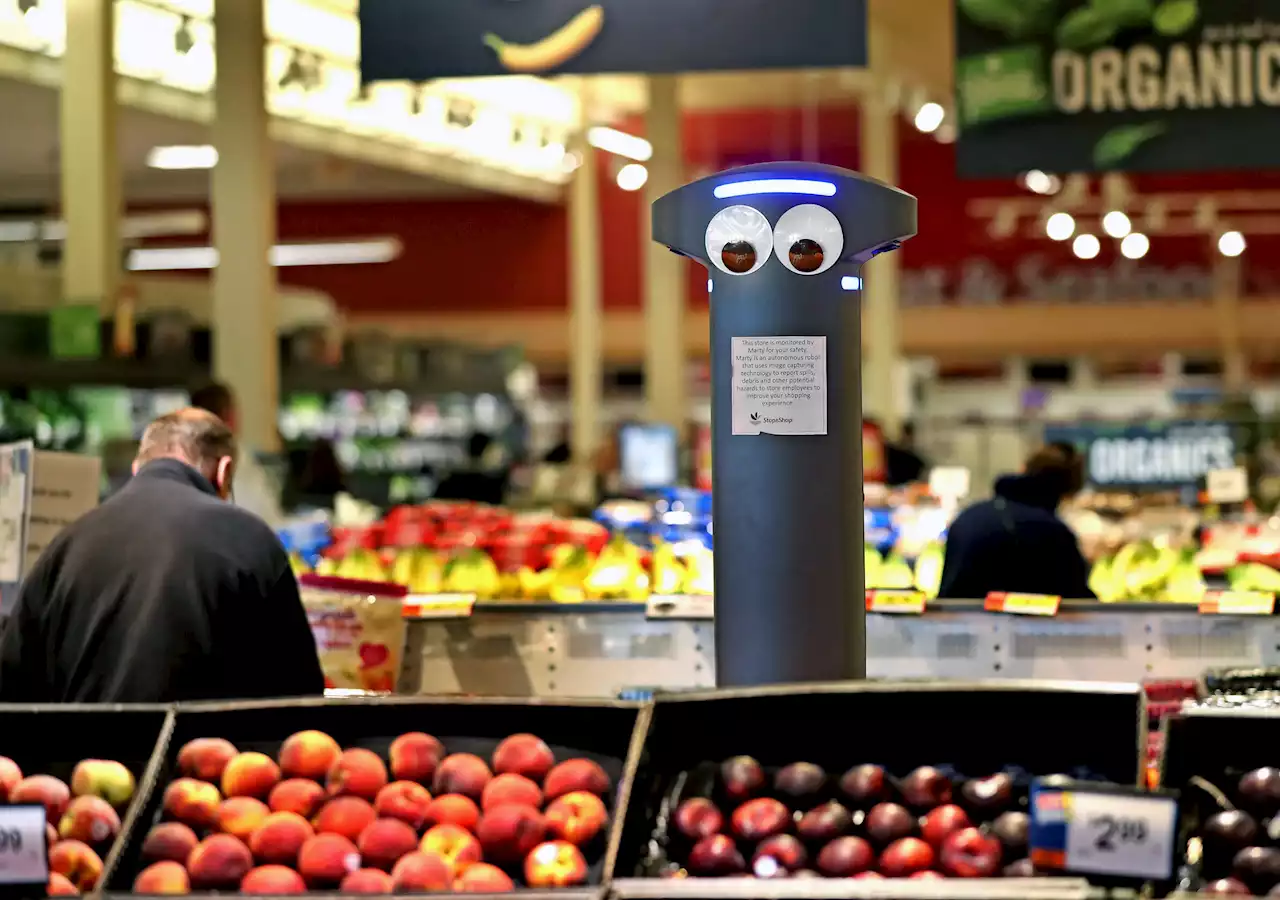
[705,205,773,276]
[773,204,844,276]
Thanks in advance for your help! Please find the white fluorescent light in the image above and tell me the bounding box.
[841,276,863,291]
[586,126,653,162]
[0,221,40,242]
[615,163,649,192]
[1218,230,1246,257]
[1045,212,1075,241]
[1072,233,1100,260]
[1102,210,1131,239]
[713,179,837,199]
[0,211,207,243]
[913,102,945,134]
[127,239,402,271]
[147,145,219,170]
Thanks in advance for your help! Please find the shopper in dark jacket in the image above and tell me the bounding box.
[937,444,1094,600]
[0,408,325,703]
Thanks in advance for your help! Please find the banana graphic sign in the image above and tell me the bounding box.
[360,0,867,80]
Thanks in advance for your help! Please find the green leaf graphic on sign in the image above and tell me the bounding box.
[1056,6,1120,50]
[1153,0,1198,36]
[1093,122,1167,169]
[1091,0,1155,28]
[959,0,1058,39]
[955,47,1054,126]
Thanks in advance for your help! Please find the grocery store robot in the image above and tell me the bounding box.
[651,161,917,688]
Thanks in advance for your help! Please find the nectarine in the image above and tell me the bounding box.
[391,850,453,892]
[524,839,589,887]
[222,752,282,800]
[544,758,610,800]
[340,867,395,893]
[423,793,480,832]
[11,774,71,825]
[218,796,270,842]
[327,747,388,801]
[249,811,314,867]
[432,753,492,801]
[163,778,221,830]
[546,790,608,846]
[46,873,79,897]
[49,840,103,891]
[141,822,199,865]
[177,737,238,783]
[482,772,543,811]
[187,833,254,890]
[132,860,190,895]
[476,803,547,864]
[0,756,20,802]
[357,817,419,871]
[455,862,516,892]
[492,733,555,782]
[268,778,325,817]
[421,823,483,875]
[298,832,362,888]
[313,796,377,841]
[58,795,121,846]
[279,730,342,781]
[389,732,444,784]
[374,780,432,829]
[240,864,308,894]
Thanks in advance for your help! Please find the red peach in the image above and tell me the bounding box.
[279,730,342,781]
[0,756,22,802]
[47,872,80,896]
[423,793,481,832]
[456,862,516,892]
[141,822,199,865]
[58,795,120,846]
[268,778,325,817]
[163,777,221,830]
[392,850,453,892]
[298,833,362,888]
[327,748,388,801]
[218,796,270,842]
[389,732,444,784]
[187,834,254,890]
[46,822,58,850]
[49,840,103,891]
[546,790,609,846]
[492,733,556,782]
[374,780,433,829]
[482,772,543,811]
[524,839,589,887]
[177,737,239,783]
[241,864,308,894]
[357,817,419,871]
[421,823,483,875]
[248,811,314,867]
[313,796,377,842]
[544,758,611,800]
[222,752,281,799]
[432,753,492,802]
[132,860,189,895]
[476,803,547,864]
[340,867,396,893]
[11,774,71,825]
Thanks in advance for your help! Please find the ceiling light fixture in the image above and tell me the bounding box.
[616,163,649,191]
[586,126,653,162]
[1120,232,1149,260]
[1102,210,1132,239]
[1072,233,1100,260]
[126,239,403,271]
[1218,230,1246,257]
[147,145,219,170]
[913,102,945,133]
[1045,212,1075,241]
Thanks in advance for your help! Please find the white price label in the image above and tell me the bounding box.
[646,594,714,620]
[1064,791,1177,880]
[1207,467,1249,503]
[0,804,49,885]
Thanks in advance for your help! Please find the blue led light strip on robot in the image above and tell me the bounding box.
[712,178,838,199]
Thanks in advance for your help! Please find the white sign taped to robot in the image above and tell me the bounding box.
[731,336,828,436]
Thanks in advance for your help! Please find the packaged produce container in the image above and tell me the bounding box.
[298,574,408,693]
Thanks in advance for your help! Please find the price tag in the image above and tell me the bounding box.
[403,594,476,619]
[1207,467,1249,504]
[1199,591,1276,615]
[865,590,927,614]
[0,804,49,885]
[985,592,1061,616]
[1029,782,1178,881]
[928,466,971,500]
[646,594,714,620]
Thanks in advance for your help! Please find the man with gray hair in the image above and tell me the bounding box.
[0,408,324,702]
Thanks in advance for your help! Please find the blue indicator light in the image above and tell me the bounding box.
[712,178,837,200]
[841,276,862,291]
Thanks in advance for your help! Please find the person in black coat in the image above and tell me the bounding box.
[0,408,325,703]
[937,444,1094,600]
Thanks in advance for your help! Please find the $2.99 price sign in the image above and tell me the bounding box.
[0,804,49,885]
[1030,782,1178,881]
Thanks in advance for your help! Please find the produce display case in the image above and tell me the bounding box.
[398,600,1280,699]
[1161,705,1280,895]
[101,695,647,895]
[0,703,174,895]
[611,682,1144,892]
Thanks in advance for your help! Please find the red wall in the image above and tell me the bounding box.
[145,106,1280,313]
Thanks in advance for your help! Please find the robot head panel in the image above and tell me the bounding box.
[653,161,917,294]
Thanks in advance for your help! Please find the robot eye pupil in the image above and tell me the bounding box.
[789,239,824,273]
[721,241,757,274]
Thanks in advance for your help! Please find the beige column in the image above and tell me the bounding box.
[642,75,687,429]
[568,138,604,463]
[1213,252,1248,391]
[60,0,119,316]
[860,92,903,438]
[212,0,279,452]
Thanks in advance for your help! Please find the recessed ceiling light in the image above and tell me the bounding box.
[147,145,219,170]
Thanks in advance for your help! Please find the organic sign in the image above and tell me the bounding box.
[955,0,1280,175]
[1043,420,1237,490]
[360,0,867,80]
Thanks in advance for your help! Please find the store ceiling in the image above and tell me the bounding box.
[0,78,479,207]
